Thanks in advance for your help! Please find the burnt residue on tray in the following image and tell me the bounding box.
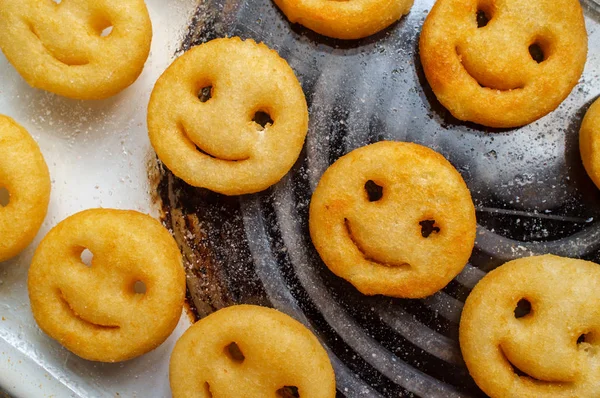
[153,161,269,320]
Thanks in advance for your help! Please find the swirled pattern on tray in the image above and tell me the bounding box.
[155,0,600,396]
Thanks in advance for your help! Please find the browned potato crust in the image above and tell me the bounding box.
[420,0,587,128]
[28,209,186,362]
[460,254,600,398]
[0,115,50,262]
[170,305,336,398]
[309,141,476,298]
[148,37,308,196]
[0,0,152,99]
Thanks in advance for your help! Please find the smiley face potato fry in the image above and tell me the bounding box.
[460,254,600,397]
[309,141,476,298]
[169,305,336,398]
[0,115,51,263]
[0,0,152,100]
[273,0,414,40]
[580,98,600,190]
[148,37,308,196]
[28,209,186,362]
[419,0,587,128]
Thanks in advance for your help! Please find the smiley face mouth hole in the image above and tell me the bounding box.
[455,47,524,91]
[499,346,543,381]
[178,123,250,162]
[498,346,571,384]
[344,218,410,267]
[204,382,213,397]
[28,25,90,66]
[58,289,120,330]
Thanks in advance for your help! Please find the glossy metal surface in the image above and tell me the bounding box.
[160,1,600,397]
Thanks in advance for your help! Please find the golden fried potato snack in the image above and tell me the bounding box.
[169,305,336,398]
[0,0,152,100]
[148,37,308,196]
[0,115,50,263]
[420,0,587,128]
[460,255,600,398]
[28,209,186,362]
[580,98,600,189]
[309,141,476,298]
[273,0,414,40]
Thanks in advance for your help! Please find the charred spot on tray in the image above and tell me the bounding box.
[365,180,383,202]
[419,220,440,238]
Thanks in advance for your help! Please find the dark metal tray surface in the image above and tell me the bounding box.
[156,1,600,396]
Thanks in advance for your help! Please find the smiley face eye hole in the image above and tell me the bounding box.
[89,14,113,37]
[364,180,383,202]
[514,298,532,318]
[100,26,113,37]
[224,342,245,363]
[419,220,440,238]
[80,248,94,267]
[133,280,147,294]
[253,111,274,130]
[476,10,490,28]
[529,43,546,63]
[198,86,213,102]
[577,332,598,345]
[476,1,494,28]
[276,386,300,397]
[0,187,10,207]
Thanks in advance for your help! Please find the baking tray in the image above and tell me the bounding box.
[0,1,196,397]
[0,0,599,397]
[156,0,600,397]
